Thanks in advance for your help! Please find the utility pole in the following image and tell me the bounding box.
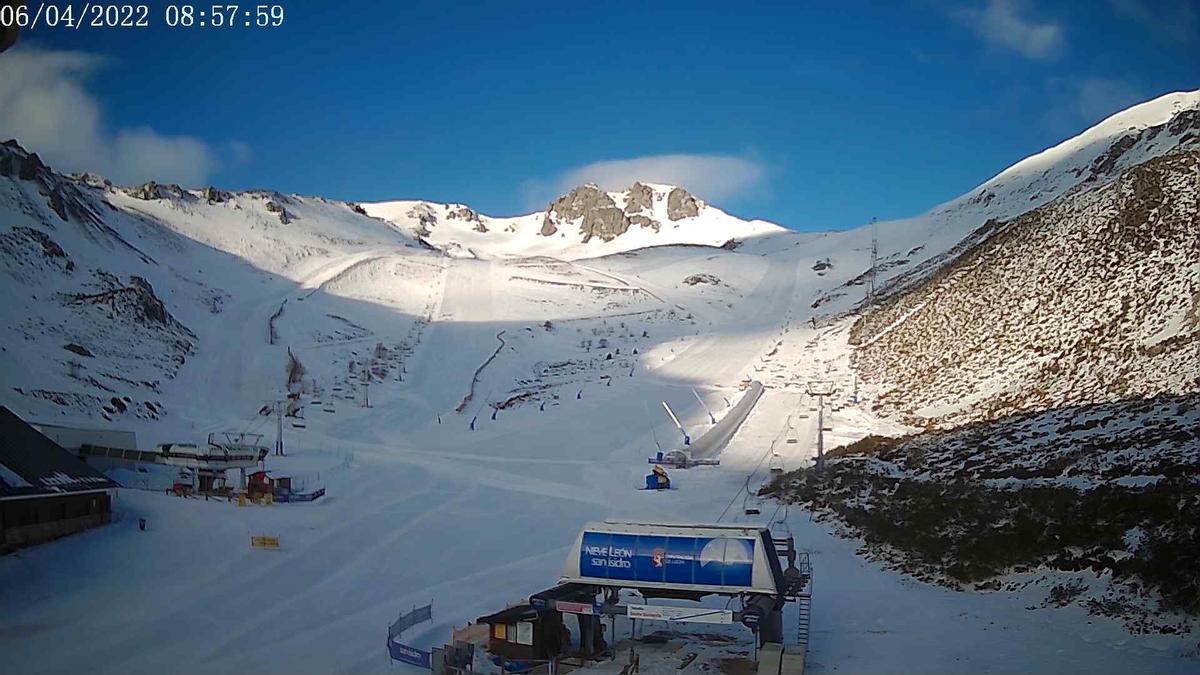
[868,216,878,303]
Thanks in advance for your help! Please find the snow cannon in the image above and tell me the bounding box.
[644,465,671,490]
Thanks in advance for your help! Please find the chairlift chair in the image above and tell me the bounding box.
[769,453,785,474]
[743,493,761,516]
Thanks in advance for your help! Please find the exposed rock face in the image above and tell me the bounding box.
[547,184,615,222]
[580,206,629,243]
[407,203,438,237]
[0,142,46,180]
[629,214,659,231]
[69,274,188,331]
[128,182,161,200]
[265,200,290,224]
[64,343,93,357]
[202,186,230,204]
[1,140,105,227]
[624,182,654,213]
[541,184,638,242]
[683,273,721,286]
[666,187,700,220]
[448,205,488,233]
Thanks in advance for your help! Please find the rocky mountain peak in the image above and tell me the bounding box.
[538,182,704,242]
[1,139,105,227]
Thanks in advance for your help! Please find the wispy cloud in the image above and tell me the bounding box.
[523,154,767,209]
[0,47,229,186]
[951,0,1065,60]
[1042,77,1149,133]
[1108,0,1198,44]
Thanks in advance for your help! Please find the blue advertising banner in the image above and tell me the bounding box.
[388,637,432,669]
[579,531,755,588]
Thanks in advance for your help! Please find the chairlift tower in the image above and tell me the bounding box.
[263,394,285,456]
[867,216,878,303]
[805,380,835,472]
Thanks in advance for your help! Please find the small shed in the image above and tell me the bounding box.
[476,603,565,667]
[0,407,118,551]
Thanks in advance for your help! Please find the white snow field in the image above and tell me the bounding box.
[1,92,1198,673]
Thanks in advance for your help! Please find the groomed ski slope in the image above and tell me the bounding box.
[1,240,1194,674]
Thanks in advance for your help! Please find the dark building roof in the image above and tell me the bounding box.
[0,407,118,499]
[477,604,541,625]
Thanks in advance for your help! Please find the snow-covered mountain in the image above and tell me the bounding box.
[362,182,784,260]
[2,91,1199,671]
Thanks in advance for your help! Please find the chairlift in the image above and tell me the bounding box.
[769,453,785,474]
[743,493,761,516]
[291,420,307,429]
[786,436,798,444]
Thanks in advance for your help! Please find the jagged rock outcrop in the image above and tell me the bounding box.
[683,273,721,286]
[541,184,633,242]
[579,205,629,243]
[546,184,614,222]
[407,203,438,237]
[0,141,46,180]
[265,200,291,224]
[624,181,655,213]
[629,213,659,231]
[448,205,487,232]
[129,181,161,200]
[666,187,700,220]
[1,140,106,227]
[69,274,184,329]
[202,186,230,204]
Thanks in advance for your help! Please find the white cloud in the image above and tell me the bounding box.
[1041,77,1149,132]
[1073,78,1147,122]
[952,0,1064,60]
[0,47,222,186]
[525,154,766,209]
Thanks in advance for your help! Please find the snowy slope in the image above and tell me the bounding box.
[1,91,1199,674]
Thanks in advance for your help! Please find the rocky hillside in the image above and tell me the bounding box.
[765,394,1200,634]
[849,149,1200,429]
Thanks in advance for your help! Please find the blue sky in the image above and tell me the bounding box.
[1,0,1196,230]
